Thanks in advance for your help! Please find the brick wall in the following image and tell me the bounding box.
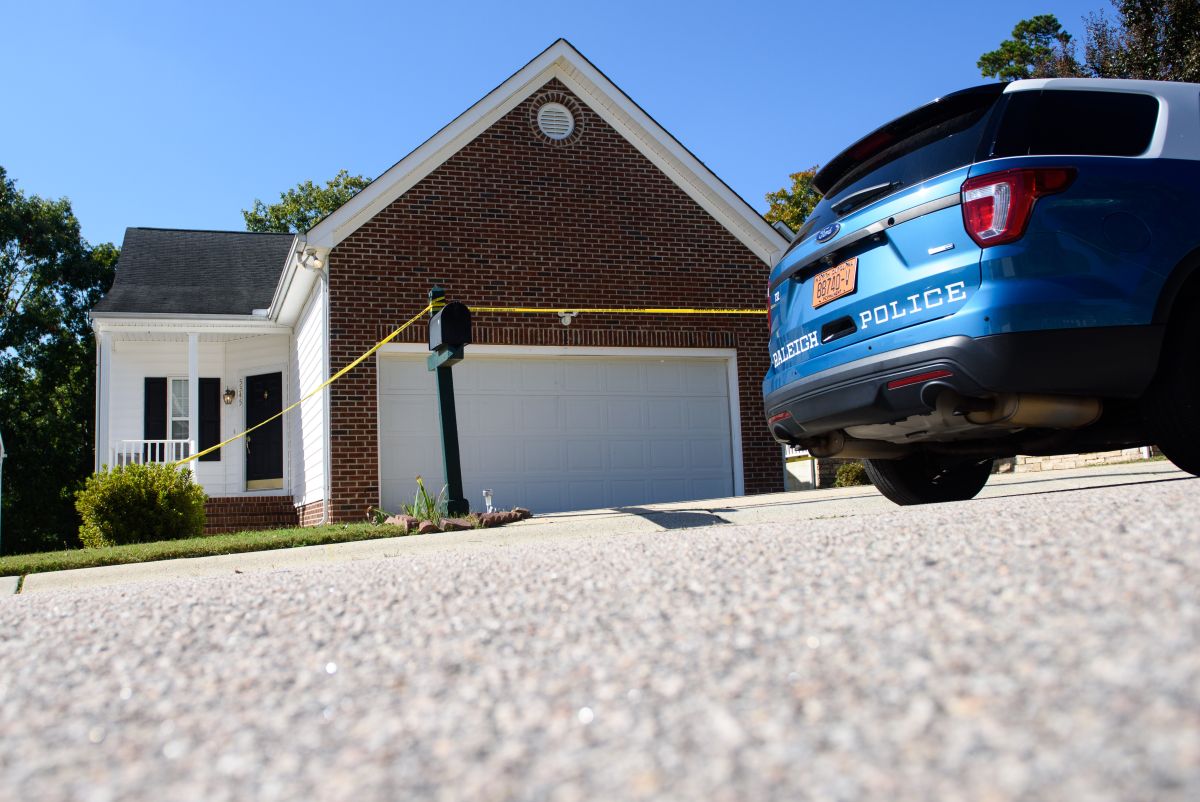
[325,78,781,521]
[204,496,299,534]
[296,500,326,527]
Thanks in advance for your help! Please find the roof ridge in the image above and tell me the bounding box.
[129,226,296,236]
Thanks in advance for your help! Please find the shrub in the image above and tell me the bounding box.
[75,464,207,548]
[834,461,872,487]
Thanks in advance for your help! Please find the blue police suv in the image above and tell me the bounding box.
[764,78,1200,504]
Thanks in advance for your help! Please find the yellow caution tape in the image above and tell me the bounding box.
[173,301,764,467]
[174,302,434,466]
[472,306,765,315]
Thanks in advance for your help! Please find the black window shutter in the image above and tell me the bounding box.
[144,377,167,462]
[198,378,221,462]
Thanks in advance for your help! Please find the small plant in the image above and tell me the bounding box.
[834,461,872,488]
[402,475,448,525]
[75,463,207,548]
[366,507,391,525]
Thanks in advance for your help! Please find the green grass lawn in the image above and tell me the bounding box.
[0,523,411,578]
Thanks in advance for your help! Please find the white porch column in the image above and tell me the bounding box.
[96,331,112,471]
[188,332,199,458]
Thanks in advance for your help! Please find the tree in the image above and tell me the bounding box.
[0,166,117,553]
[242,169,373,233]
[1084,0,1200,82]
[764,166,822,234]
[978,14,1085,80]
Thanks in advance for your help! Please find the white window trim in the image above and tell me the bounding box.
[168,376,190,443]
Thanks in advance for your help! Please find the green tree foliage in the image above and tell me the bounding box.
[242,169,373,233]
[0,166,117,554]
[981,3,1200,83]
[764,166,822,234]
[1084,0,1200,82]
[978,14,1084,79]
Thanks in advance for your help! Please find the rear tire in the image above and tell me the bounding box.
[1142,306,1200,475]
[864,453,994,505]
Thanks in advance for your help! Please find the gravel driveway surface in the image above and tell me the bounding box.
[1,474,1198,801]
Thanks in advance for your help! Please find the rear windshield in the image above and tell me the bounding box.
[795,85,1004,243]
[989,89,1160,158]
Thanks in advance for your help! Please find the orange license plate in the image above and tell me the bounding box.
[812,257,858,308]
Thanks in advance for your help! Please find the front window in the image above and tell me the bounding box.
[170,378,189,441]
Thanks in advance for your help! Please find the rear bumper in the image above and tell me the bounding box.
[763,325,1164,441]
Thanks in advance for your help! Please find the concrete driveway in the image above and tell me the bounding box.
[0,460,1197,800]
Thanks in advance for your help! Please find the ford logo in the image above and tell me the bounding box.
[815,222,841,244]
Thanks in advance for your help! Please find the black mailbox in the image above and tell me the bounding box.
[429,301,472,351]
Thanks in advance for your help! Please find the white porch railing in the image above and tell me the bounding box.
[110,439,196,467]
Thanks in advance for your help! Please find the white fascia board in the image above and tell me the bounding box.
[305,40,788,266]
[266,235,304,320]
[92,316,291,336]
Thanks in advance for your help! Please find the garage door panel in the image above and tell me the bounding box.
[691,477,730,500]
[609,440,645,470]
[651,478,687,501]
[563,361,605,392]
[610,480,649,507]
[380,354,735,515]
[690,439,731,470]
[519,396,558,433]
[522,361,562,392]
[562,397,605,430]
[379,398,438,434]
[568,480,607,510]
[476,440,518,473]
[603,364,643,393]
[524,440,563,472]
[606,399,643,430]
[468,394,506,431]
[567,440,605,470]
[686,361,728,393]
[647,361,684,393]
[650,441,686,469]
[687,398,729,430]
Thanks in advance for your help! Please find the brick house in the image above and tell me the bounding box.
[91,40,789,530]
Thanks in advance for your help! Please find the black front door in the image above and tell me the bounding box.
[246,372,283,489]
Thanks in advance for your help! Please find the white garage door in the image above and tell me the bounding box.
[378,351,736,515]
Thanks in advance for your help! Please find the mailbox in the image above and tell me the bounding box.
[429,301,472,352]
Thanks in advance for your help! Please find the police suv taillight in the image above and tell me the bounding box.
[961,167,1075,247]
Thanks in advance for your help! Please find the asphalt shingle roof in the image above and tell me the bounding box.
[92,228,295,316]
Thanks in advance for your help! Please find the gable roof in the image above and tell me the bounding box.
[92,228,296,317]
[304,39,788,265]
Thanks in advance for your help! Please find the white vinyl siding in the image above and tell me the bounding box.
[290,285,326,507]
[104,334,289,496]
[378,350,737,515]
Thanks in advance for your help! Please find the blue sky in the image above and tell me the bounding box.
[1,0,1106,247]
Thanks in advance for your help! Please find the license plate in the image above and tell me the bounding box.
[812,257,858,309]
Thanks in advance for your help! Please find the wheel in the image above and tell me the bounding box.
[864,453,994,505]
[1142,306,1200,475]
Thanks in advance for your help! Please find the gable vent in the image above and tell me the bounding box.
[537,102,575,140]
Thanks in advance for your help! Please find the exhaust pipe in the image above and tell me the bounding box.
[806,431,911,459]
[964,393,1102,429]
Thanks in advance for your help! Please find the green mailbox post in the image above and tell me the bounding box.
[427,287,471,516]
